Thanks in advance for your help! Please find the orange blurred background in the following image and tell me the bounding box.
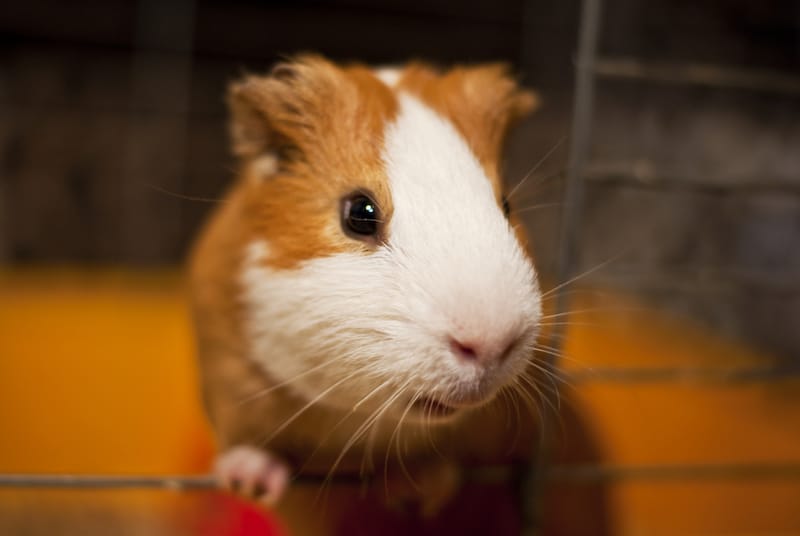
[2,269,799,534]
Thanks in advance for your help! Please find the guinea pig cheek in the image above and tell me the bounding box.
[239,242,430,413]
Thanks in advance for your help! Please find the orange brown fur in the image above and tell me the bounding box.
[230,56,399,269]
[189,54,543,533]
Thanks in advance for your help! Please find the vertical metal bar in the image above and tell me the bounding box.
[0,158,5,261]
[520,0,602,533]
[0,100,8,261]
[553,0,602,324]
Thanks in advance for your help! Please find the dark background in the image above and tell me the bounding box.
[1,0,799,360]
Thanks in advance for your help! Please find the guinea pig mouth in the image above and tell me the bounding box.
[411,396,458,419]
[410,390,495,420]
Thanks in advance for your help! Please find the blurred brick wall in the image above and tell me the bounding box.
[1,0,799,360]
[591,0,800,361]
[0,0,529,263]
[511,0,800,361]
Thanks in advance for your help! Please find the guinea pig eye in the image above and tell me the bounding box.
[341,193,381,239]
[502,195,511,218]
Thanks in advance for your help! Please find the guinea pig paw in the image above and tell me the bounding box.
[214,445,290,506]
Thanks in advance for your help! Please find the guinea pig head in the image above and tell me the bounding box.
[232,55,542,422]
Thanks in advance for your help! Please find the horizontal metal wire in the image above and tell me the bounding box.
[0,475,218,490]
[585,270,800,295]
[582,169,800,196]
[2,462,800,489]
[565,365,800,384]
[548,463,800,482]
[0,465,518,490]
[594,57,800,95]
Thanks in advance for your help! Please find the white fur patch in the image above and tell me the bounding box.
[374,67,402,88]
[248,154,278,180]
[240,93,541,420]
[380,92,542,377]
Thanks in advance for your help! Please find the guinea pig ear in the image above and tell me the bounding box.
[227,78,275,160]
[458,63,539,153]
[505,84,539,125]
[226,55,343,166]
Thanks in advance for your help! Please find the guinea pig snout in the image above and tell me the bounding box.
[410,322,534,415]
[447,332,518,367]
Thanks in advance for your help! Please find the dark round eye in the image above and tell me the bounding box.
[502,195,511,218]
[342,193,381,238]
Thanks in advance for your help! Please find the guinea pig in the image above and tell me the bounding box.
[188,54,544,521]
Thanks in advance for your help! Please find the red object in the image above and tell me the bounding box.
[189,493,288,536]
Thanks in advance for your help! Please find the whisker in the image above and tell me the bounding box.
[518,379,545,425]
[507,136,568,201]
[385,388,423,496]
[318,378,413,499]
[526,354,566,387]
[518,372,560,419]
[532,345,568,363]
[510,376,543,426]
[541,255,623,299]
[502,385,523,456]
[525,360,566,400]
[422,395,446,461]
[145,182,225,203]
[538,320,606,329]
[539,306,628,320]
[509,202,563,216]
[263,373,356,444]
[533,344,587,369]
[503,170,565,214]
[298,379,393,475]
[236,359,342,406]
[538,287,618,305]
[362,419,380,477]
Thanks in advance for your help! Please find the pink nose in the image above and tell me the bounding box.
[449,336,517,366]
